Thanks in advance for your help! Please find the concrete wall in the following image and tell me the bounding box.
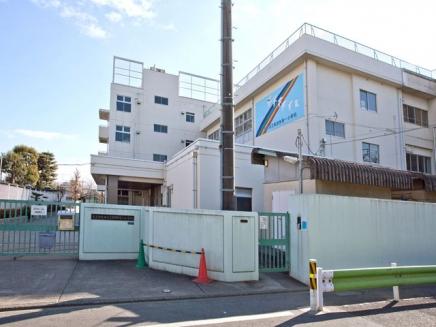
[165,139,264,211]
[288,194,436,284]
[80,203,144,260]
[0,184,31,200]
[0,184,66,201]
[145,207,258,282]
[79,203,259,282]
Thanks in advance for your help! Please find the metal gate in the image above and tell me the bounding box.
[258,212,290,272]
[0,200,80,257]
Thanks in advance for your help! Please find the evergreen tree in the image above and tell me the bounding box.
[37,151,57,189]
[3,145,39,186]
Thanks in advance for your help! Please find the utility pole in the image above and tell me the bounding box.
[297,129,303,194]
[0,154,3,183]
[220,0,235,210]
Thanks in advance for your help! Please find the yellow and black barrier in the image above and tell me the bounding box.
[136,239,202,269]
[143,242,202,255]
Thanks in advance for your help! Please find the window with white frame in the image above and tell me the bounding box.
[406,153,431,174]
[235,109,253,144]
[360,90,377,112]
[115,125,131,143]
[362,142,379,163]
[208,129,220,141]
[403,104,428,127]
[153,154,167,162]
[154,124,168,133]
[186,112,195,123]
[325,120,345,138]
[116,95,131,112]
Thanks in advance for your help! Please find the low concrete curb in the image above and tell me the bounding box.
[0,288,308,312]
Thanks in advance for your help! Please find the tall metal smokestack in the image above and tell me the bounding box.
[220,0,235,210]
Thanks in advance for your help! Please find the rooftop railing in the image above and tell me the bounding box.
[235,23,435,89]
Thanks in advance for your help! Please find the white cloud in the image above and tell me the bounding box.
[159,22,176,31]
[31,0,61,8]
[31,0,109,39]
[13,129,78,141]
[30,0,158,38]
[82,22,108,38]
[105,11,122,23]
[90,0,154,20]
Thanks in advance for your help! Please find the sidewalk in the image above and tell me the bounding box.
[0,257,306,311]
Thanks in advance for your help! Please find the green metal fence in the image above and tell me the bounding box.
[0,199,80,256]
[258,212,290,272]
[311,260,436,311]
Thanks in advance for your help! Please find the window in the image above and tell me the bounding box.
[208,129,220,141]
[235,109,253,144]
[360,90,377,112]
[406,153,431,174]
[166,186,173,207]
[403,104,428,127]
[325,120,345,138]
[117,189,129,205]
[362,142,379,163]
[186,112,195,123]
[235,187,252,212]
[154,124,168,133]
[116,95,131,112]
[154,96,168,105]
[185,140,193,147]
[153,154,167,162]
[115,125,131,143]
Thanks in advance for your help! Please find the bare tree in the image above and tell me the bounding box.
[55,182,66,202]
[69,169,83,202]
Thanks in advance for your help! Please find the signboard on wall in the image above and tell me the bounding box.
[255,73,305,137]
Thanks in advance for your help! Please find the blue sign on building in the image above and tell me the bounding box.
[255,73,305,137]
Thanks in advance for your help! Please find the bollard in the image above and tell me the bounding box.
[136,239,148,269]
[391,262,400,301]
[316,267,324,311]
[309,259,317,311]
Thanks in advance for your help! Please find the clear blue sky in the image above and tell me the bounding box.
[0,0,434,182]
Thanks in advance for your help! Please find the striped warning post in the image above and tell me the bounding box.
[309,259,318,311]
[309,259,317,290]
[143,243,201,255]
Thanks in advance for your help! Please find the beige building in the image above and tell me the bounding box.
[91,23,436,211]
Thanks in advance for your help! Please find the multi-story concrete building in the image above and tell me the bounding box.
[92,57,220,206]
[91,23,436,210]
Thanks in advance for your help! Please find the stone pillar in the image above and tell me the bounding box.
[106,175,119,204]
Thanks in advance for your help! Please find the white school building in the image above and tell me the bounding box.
[91,23,436,211]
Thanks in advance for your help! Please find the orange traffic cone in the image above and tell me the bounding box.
[193,248,212,284]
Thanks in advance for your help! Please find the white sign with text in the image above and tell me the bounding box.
[31,205,47,216]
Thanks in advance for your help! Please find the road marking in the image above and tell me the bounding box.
[145,310,295,326]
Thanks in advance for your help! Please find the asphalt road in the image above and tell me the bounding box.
[1,291,436,326]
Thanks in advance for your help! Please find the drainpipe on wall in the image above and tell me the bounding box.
[304,59,310,154]
[433,127,436,174]
[193,149,198,208]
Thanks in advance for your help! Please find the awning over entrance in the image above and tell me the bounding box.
[307,157,436,192]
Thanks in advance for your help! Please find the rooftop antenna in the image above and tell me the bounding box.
[220,0,235,210]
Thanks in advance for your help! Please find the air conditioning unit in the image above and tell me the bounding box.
[136,99,142,105]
